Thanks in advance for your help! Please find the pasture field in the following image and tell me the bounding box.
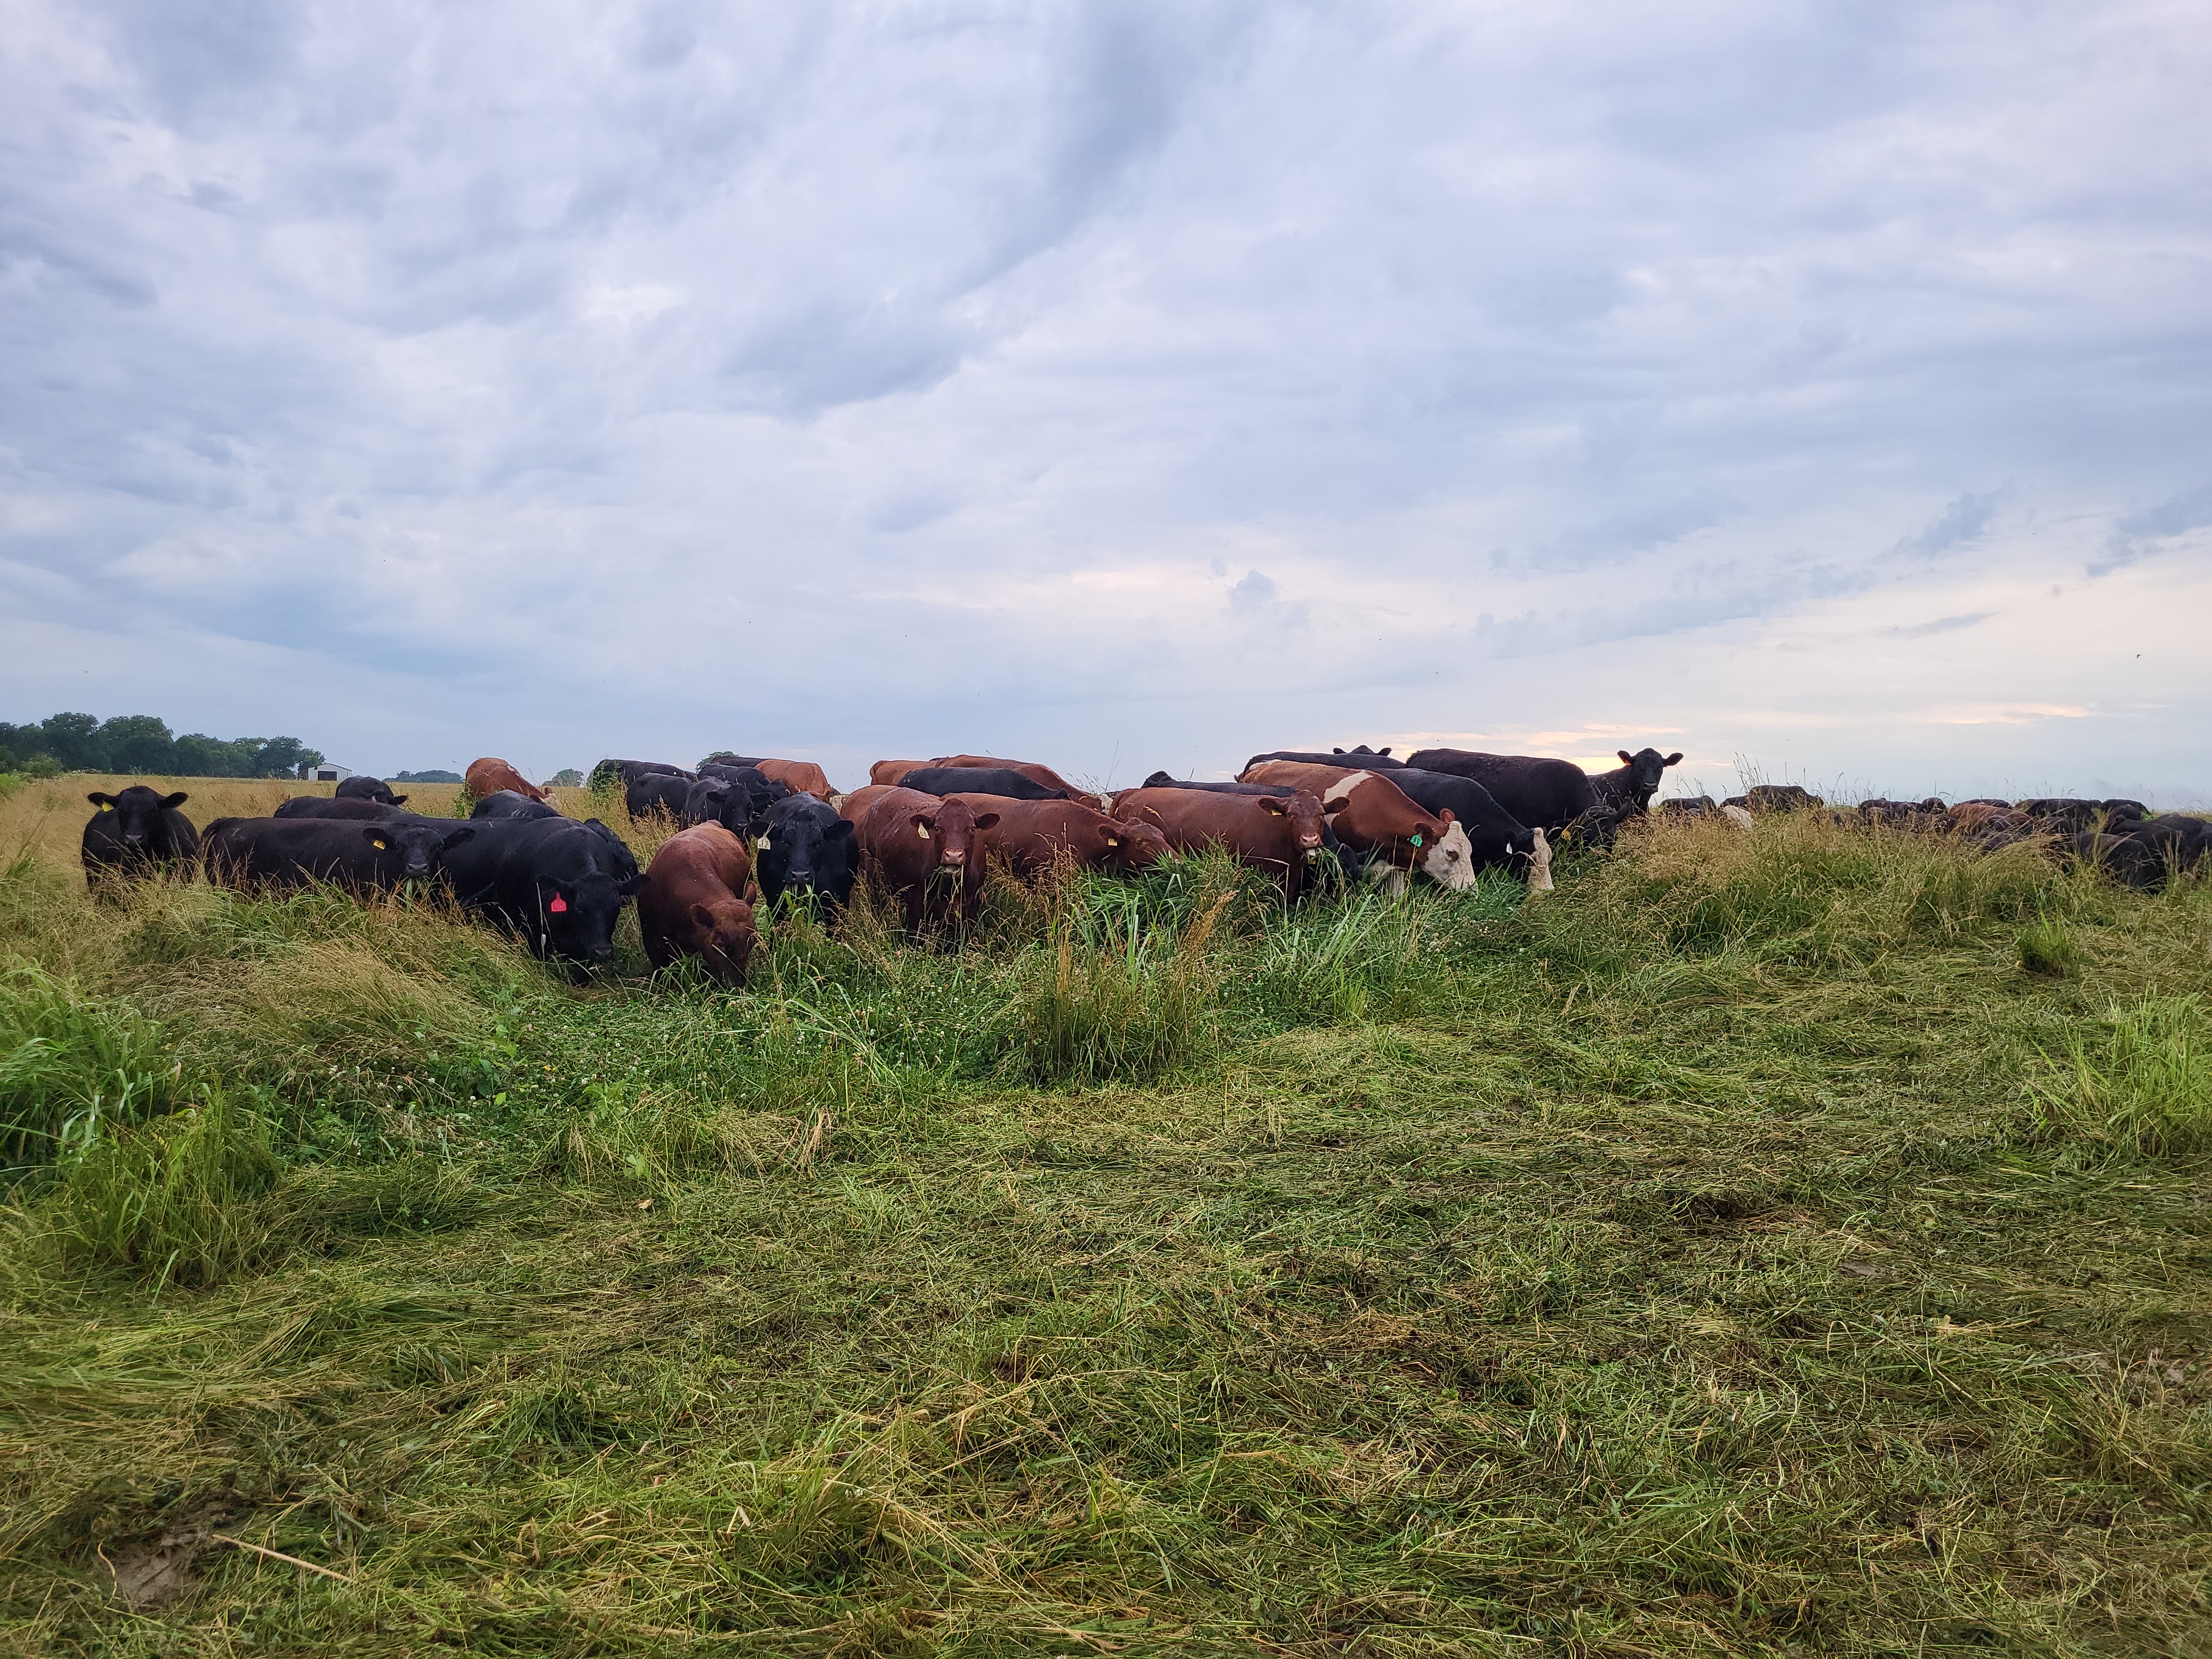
[1,773,2208,1657]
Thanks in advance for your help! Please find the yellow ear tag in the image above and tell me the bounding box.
[372,838,388,849]
[1106,837,1119,846]
[100,802,113,812]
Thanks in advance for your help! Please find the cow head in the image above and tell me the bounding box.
[1103,817,1170,870]
[361,821,473,881]
[761,797,857,896]
[1615,748,1684,804]
[1260,791,1329,861]
[541,871,647,966]
[336,775,406,806]
[915,798,999,875]
[686,894,758,983]
[87,786,190,850]
[1410,811,1478,891]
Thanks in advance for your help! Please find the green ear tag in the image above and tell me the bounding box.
[1410,833,1423,848]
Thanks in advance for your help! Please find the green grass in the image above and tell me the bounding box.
[1,794,2209,1656]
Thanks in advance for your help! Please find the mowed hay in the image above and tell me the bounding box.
[0,781,2209,1654]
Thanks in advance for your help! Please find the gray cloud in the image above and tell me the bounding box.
[1,0,2208,796]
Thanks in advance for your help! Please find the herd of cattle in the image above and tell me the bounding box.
[72,742,2205,983]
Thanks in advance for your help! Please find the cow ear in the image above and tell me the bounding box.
[1619,750,1634,765]
[160,791,189,808]
[1665,752,1683,766]
[826,818,855,840]
[390,792,409,805]
[690,902,717,930]
[441,826,476,847]
[87,792,113,807]
[1438,808,1455,823]
[1259,797,1291,815]
[361,827,391,849]
[1323,796,1352,815]
[973,812,1000,831]
[619,874,648,897]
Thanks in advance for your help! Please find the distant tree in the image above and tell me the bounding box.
[248,737,324,778]
[100,714,177,774]
[546,768,583,787]
[392,769,463,784]
[38,712,105,771]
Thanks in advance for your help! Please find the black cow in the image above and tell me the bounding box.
[625,774,696,820]
[1589,748,1683,815]
[1141,773,1306,797]
[1381,767,1551,882]
[1740,785,1824,814]
[202,817,476,891]
[756,793,859,911]
[274,796,405,820]
[898,766,1071,802]
[82,787,200,889]
[1400,749,1595,838]
[472,789,561,821]
[335,775,407,806]
[592,758,695,790]
[1661,796,1720,820]
[682,768,788,836]
[2016,797,2146,831]
[431,817,645,972]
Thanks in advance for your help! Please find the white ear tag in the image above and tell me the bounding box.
[757,835,771,850]
[918,824,931,839]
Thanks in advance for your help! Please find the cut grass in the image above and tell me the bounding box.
[0,779,2208,1655]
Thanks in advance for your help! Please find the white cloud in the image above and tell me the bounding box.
[1,0,2208,798]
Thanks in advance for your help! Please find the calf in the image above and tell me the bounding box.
[202,817,476,893]
[852,786,999,933]
[638,823,758,983]
[1113,786,1331,899]
[466,757,548,803]
[82,786,200,889]
[947,794,1167,878]
[472,789,561,821]
[1241,761,1478,891]
[757,792,860,910]
[1589,748,1683,816]
[335,775,407,806]
[898,766,1072,802]
[1400,748,1596,839]
[931,754,1092,800]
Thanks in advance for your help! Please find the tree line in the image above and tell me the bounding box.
[0,712,326,779]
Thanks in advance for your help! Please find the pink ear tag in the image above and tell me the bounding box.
[549,894,568,913]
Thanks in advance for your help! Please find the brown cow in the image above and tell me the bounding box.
[1113,786,1331,898]
[466,757,549,802]
[945,794,1167,878]
[869,760,928,787]
[750,758,836,800]
[838,784,896,823]
[1241,761,1476,891]
[638,822,758,984]
[932,754,1095,802]
[852,786,1000,933]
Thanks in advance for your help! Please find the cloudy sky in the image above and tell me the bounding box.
[4,1,2208,799]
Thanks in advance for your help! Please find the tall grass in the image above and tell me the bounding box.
[2027,993,2212,1154]
[0,962,188,1176]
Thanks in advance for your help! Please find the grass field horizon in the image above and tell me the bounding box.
[2,771,2207,1656]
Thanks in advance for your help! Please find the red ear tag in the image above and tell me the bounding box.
[549,894,568,913]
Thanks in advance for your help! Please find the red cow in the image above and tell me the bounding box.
[1113,786,1331,898]
[638,823,758,983]
[466,757,549,802]
[852,786,999,933]
[752,759,837,800]
[869,760,927,787]
[1241,761,1476,891]
[945,794,1167,878]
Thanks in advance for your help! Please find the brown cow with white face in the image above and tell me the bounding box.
[1112,786,1331,899]
[1241,761,1477,891]
[466,757,549,802]
[946,794,1167,878]
[851,786,1000,934]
